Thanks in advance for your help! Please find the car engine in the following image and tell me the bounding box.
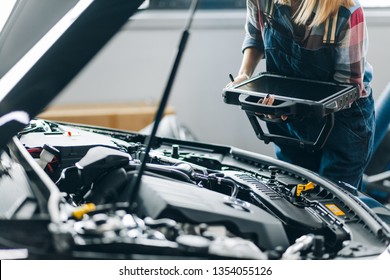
[11,119,390,260]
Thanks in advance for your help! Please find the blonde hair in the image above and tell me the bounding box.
[274,0,355,26]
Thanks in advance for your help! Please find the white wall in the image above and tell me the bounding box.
[54,8,390,157]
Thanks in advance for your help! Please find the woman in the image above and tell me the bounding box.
[229,0,375,191]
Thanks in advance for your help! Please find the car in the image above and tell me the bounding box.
[0,0,389,261]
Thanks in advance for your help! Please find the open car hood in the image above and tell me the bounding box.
[0,0,144,148]
[0,0,389,261]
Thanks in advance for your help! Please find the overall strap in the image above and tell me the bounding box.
[323,12,339,44]
[259,0,298,41]
[256,0,275,32]
[263,0,275,20]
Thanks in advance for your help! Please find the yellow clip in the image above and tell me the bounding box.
[72,203,96,220]
[325,204,345,216]
[294,182,315,197]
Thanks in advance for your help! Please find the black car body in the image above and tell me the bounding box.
[0,0,389,260]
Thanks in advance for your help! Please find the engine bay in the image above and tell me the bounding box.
[11,119,390,259]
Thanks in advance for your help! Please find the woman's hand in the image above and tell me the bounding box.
[258,94,288,121]
[225,73,250,88]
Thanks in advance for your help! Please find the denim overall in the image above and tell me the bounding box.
[261,1,375,191]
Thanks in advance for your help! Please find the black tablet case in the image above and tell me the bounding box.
[223,73,359,150]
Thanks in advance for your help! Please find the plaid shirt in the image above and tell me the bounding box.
[243,0,372,97]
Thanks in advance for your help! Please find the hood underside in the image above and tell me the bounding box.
[0,0,144,148]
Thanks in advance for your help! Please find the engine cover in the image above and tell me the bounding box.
[136,175,290,250]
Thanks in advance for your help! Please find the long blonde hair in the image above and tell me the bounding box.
[274,0,355,26]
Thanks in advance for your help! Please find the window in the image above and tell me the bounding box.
[148,0,246,9]
[360,0,390,8]
[148,0,390,9]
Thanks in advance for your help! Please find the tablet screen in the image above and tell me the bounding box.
[236,75,347,102]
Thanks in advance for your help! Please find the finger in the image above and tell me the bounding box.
[225,82,234,88]
[260,94,273,105]
[261,94,278,119]
[265,94,274,105]
[261,94,269,105]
